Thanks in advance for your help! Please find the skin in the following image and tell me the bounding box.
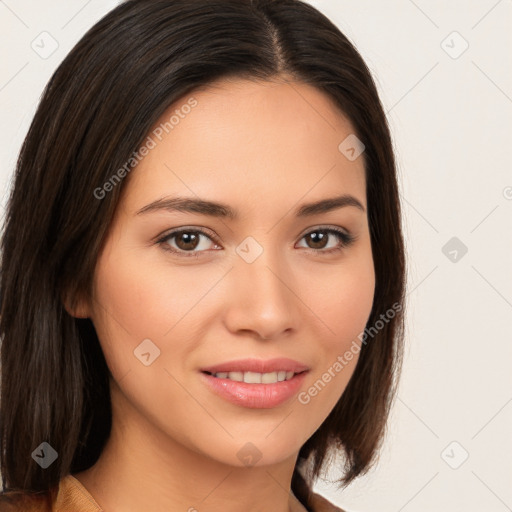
[69,76,375,512]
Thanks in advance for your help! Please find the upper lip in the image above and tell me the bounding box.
[200,358,310,374]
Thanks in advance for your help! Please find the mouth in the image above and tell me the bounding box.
[200,357,309,376]
[199,358,310,409]
[201,369,306,383]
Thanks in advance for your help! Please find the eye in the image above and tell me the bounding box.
[157,226,356,258]
[296,227,356,255]
[157,227,220,258]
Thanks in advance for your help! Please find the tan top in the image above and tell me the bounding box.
[0,475,345,511]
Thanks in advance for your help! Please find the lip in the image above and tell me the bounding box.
[200,357,310,374]
[200,371,309,409]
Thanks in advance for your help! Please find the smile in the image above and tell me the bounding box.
[200,370,309,409]
[203,370,298,383]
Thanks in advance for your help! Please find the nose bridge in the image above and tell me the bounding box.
[225,237,298,338]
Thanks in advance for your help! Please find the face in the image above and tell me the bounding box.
[78,77,375,468]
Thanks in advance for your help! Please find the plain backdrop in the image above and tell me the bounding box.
[1,1,511,511]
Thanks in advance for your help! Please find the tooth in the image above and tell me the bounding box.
[243,371,262,384]
[261,371,278,384]
[215,370,297,382]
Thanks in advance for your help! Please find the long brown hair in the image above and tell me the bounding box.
[0,0,405,509]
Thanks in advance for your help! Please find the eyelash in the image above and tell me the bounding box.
[156,226,356,258]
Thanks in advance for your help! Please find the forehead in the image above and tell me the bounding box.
[121,77,366,215]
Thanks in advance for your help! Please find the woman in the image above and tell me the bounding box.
[0,1,405,511]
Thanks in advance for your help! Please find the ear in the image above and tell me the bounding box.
[61,289,91,319]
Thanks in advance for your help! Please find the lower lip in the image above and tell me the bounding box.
[200,371,308,409]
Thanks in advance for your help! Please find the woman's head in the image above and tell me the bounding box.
[0,0,405,503]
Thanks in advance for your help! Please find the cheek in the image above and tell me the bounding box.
[306,247,375,352]
[89,240,230,390]
[330,267,375,345]
[89,246,198,378]
[297,248,375,417]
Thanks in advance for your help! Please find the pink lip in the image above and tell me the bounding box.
[200,357,309,374]
[200,371,309,409]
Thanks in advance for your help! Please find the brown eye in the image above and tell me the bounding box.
[174,231,201,251]
[298,227,355,254]
[158,228,219,257]
[304,230,329,249]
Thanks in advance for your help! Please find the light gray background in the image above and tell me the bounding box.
[1,1,511,511]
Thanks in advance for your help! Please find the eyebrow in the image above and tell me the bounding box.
[136,193,365,219]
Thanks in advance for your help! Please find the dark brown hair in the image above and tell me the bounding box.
[0,0,405,509]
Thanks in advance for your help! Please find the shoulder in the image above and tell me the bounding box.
[53,475,102,511]
[309,490,346,512]
[0,475,101,512]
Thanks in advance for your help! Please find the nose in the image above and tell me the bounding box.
[223,250,300,341]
